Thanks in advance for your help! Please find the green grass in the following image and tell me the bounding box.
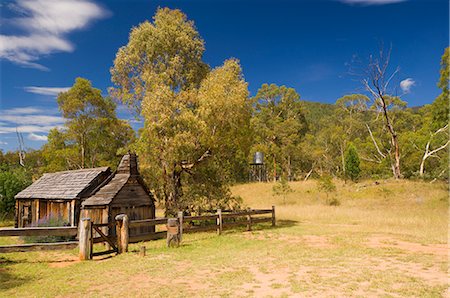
[0,179,448,297]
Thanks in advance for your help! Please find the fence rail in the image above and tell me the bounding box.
[0,226,78,237]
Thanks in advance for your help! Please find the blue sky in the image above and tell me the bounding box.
[0,0,448,152]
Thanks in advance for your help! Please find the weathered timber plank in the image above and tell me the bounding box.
[0,241,78,253]
[129,231,166,243]
[183,214,219,221]
[92,249,117,257]
[0,227,78,237]
[129,218,167,227]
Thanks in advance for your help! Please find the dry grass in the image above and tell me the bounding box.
[233,179,448,243]
[0,179,448,297]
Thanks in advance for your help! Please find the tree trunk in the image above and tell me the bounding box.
[80,133,86,169]
[273,157,277,182]
[287,155,291,181]
[164,169,182,217]
[379,95,401,179]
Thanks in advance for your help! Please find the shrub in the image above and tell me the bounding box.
[22,217,74,243]
[272,176,293,204]
[317,175,336,197]
[345,143,361,182]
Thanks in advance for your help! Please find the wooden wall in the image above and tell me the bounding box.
[17,199,76,227]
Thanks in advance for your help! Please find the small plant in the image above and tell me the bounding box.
[326,197,341,206]
[317,175,336,197]
[272,176,293,204]
[344,143,361,182]
[22,217,73,243]
[317,175,339,206]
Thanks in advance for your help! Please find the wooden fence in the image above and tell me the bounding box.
[0,206,276,259]
[0,227,78,253]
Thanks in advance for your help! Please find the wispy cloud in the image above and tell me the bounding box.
[400,78,415,93]
[0,0,109,70]
[0,107,65,136]
[28,133,48,141]
[339,0,407,5]
[24,86,70,96]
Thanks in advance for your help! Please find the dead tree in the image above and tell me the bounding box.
[362,47,402,179]
[419,124,449,177]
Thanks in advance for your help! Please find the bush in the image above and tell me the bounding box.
[326,197,341,206]
[0,169,31,217]
[345,143,361,182]
[317,175,336,197]
[272,176,293,204]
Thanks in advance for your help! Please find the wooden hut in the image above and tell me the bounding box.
[81,153,155,234]
[15,153,155,231]
[15,167,111,228]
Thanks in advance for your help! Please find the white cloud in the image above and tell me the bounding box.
[400,78,415,93]
[0,0,109,70]
[27,133,48,141]
[24,86,70,96]
[339,0,407,5]
[0,141,8,145]
[0,106,65,136]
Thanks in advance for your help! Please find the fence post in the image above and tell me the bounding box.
[272,205,276,227]
[139,246,146,257]
[115,214,129,254]
[216,209,222,235]
[79,218,92,260]
[246,213,252,231]
[177,211,184,242]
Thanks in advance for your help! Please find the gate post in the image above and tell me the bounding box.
[177,211,184,242]
[272,205,276,227]
[79,218,92,260]
[216,209,222,235]
[115,214,129,254]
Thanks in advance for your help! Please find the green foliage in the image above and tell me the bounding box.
[345,143,361,182]
[317,175,336,197]
[0,169,31,216]
[272,176,293,203]
[111,8,252,215]
[252,83,308,180]
[42,77,135,171]
[431,47,449,129]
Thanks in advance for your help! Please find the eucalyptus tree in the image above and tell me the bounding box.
[50,77,134,170]
[251,84,307,181]
[110,8,251,215]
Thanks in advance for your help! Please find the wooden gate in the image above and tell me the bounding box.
[91,223,118,258]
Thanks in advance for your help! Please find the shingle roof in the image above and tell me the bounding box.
[15,167,110,200]
[81,173,130,206]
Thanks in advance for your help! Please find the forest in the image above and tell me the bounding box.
[0,8,448,218]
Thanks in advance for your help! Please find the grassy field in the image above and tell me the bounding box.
[0,179,448,297]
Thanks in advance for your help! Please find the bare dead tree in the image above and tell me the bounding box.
[16,128,26,167]
[362,46,402,179]
[419,124,449,177]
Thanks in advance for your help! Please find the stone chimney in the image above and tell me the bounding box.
[117,152,139,176]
